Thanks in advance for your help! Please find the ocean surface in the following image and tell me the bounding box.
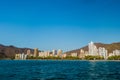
[0,60,120,80]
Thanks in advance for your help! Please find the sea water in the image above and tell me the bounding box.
[0,60,120,80]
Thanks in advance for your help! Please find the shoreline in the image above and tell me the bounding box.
[0,59,120,61]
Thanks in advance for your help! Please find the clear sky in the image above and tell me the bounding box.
[0,0,120,51]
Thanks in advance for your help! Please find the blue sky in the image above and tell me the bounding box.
[0,0,120,51]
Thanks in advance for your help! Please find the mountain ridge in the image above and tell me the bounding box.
[0,42,120,59]
[65,42,120,55]
[0,44,34,59]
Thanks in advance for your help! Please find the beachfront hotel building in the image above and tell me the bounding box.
[38,51,50,58]
[27,50,31,56]
[38,49,63,58]
[79,49,85,58]
[52,50,58,57]
[34,48,39,57]
[98,47,108,59]
[113,50,120,56]
[109,50,120,57]
[88,41,108,59]
[88,41,98,56]
[38,51,44,58]
[57,49,63,57]
[71,53,78,57]
[15,54,21,60]
[15,53,27,60]
[62,53,67,58]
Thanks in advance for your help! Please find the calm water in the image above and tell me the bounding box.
[0,60,120,80]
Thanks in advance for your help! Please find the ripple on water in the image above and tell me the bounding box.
[0,60,120,80]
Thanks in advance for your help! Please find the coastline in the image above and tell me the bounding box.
[1,59,120,62]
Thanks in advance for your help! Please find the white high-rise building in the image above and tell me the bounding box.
[21,53,27,60]
[79,49,85,58]
[34,48,39,57]
[44,51,50,57]
[20,53,24,60]
[98,47,108,59]
[57,49,62,57]
[24,54,27,60]
[27,50,31,56]
[52,50,57,56]
[88,41,98,56]
[113,50,120,56]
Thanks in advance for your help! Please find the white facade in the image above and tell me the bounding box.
[71,53,77,57]
[79,49,85,58]
[98,47,108,59]
[44,51,50,57]
[85,51,89,56]
[109,53,114,57]
[88,41,98,56]
[62,53,67,58]
[39,51,50,58]
[52,50,57,56]
[27,50,31,56]
[80,49,84,53]
[21,53,27,60]
[15,53,27,60]
[113,50,120,56]
[57,49,62,57]
[39,52,44,57]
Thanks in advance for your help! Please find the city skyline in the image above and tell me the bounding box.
[0,0,120,51]
[15,41,120,60]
